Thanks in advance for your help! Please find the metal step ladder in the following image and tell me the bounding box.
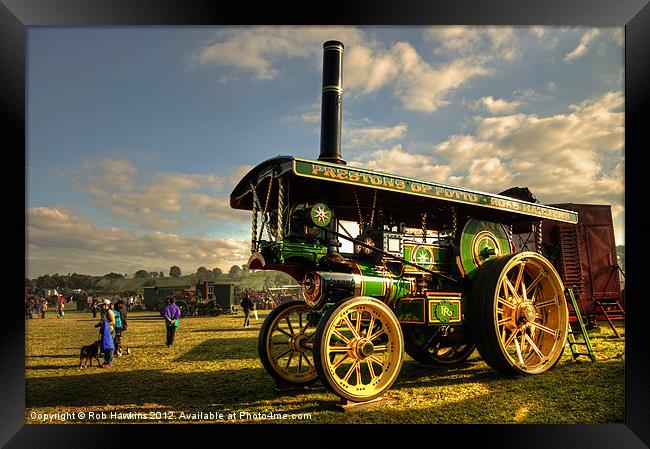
[595,299,625,338]
[565,287,596,362]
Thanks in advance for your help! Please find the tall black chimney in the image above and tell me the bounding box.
[319,41,346,165]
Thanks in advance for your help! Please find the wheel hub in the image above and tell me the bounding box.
[354,338,375,359]
[517,303,536,324]
[292,334,309,353]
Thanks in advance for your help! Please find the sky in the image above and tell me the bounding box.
[26,26,625,278]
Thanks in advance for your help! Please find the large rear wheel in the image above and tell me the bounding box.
[313,297,404,402]
[470,251,568,374]
[258,301,319,386]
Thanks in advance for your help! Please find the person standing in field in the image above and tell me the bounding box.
[34,298,41,318]
[57,298,65,318]
[40,298,48,318]
[162,297,180,348]
[95,299,115,368]
[91,299,99,318]
[240,293,254,328]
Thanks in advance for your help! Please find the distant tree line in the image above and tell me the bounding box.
[26,264,267,291]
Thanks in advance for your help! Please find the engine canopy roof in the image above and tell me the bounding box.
[230,156,578,226]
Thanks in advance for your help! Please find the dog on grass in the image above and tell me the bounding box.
[79,340,101,368]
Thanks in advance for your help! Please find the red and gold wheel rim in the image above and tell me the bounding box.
[316,297,403,401]
[493,253,568,373]
[263,302,318,384]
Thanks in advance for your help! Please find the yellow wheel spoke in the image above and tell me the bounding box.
[355,361,362,385]
[524,333,547,362]
[285,316,295,336]
[497,317,511,326]
[343,360,360,383]
[369,355,384,369]
[285,351,294,369]
[373,344,388,352]
[342,315,360,339]
[332,352,350,370]
[329,345,352,352]
[503,328,519,348]
[520,278,528,302]
[275,348,292,360]
[275,326,292,338]
[535,298,557,309]
[513,337,525,365]
[332,328,351,344]
[367,316,375,337]
[527,272,544,294]
[368,325,386,341]
[366,359,377,381]
[355,310,362,336]
[529,321,557,336]
[514,262,525,292]
[498,296,517,309]
[504,278,520,302]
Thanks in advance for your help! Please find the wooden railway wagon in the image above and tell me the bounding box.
[541,204,623,323]
[230,41,580,403]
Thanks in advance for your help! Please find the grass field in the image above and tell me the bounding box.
[25,305,624,424]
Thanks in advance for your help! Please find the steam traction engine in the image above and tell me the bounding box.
[230,41,578,403]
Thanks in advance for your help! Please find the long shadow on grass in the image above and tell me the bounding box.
[173,337,258,361]
[393,360,506,390]
[26,364,78,370]
[188,328,261,333]
[26,368,290,409]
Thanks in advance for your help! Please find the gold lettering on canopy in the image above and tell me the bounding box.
[300,160,576,223]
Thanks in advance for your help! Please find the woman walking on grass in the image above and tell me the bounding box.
[162,297,181,347]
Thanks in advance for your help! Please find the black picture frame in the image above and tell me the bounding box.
[5,0,648,447]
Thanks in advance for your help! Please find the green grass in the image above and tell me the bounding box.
[25,307,624,424]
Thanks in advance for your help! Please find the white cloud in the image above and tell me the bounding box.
[192,26,365,80]
[423,26,521,62]
[80,157,138,192]
[391,44,490,112]
[346,91,624,242]
[472,96,522,115]
[350,144,453,182]
[26,206,250,277]
[607,28,624,47]
[69,158,248,229]
[345,123,407,149]
[192,27,493,113]
[564,29,601,62]
[344,44,401,94]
